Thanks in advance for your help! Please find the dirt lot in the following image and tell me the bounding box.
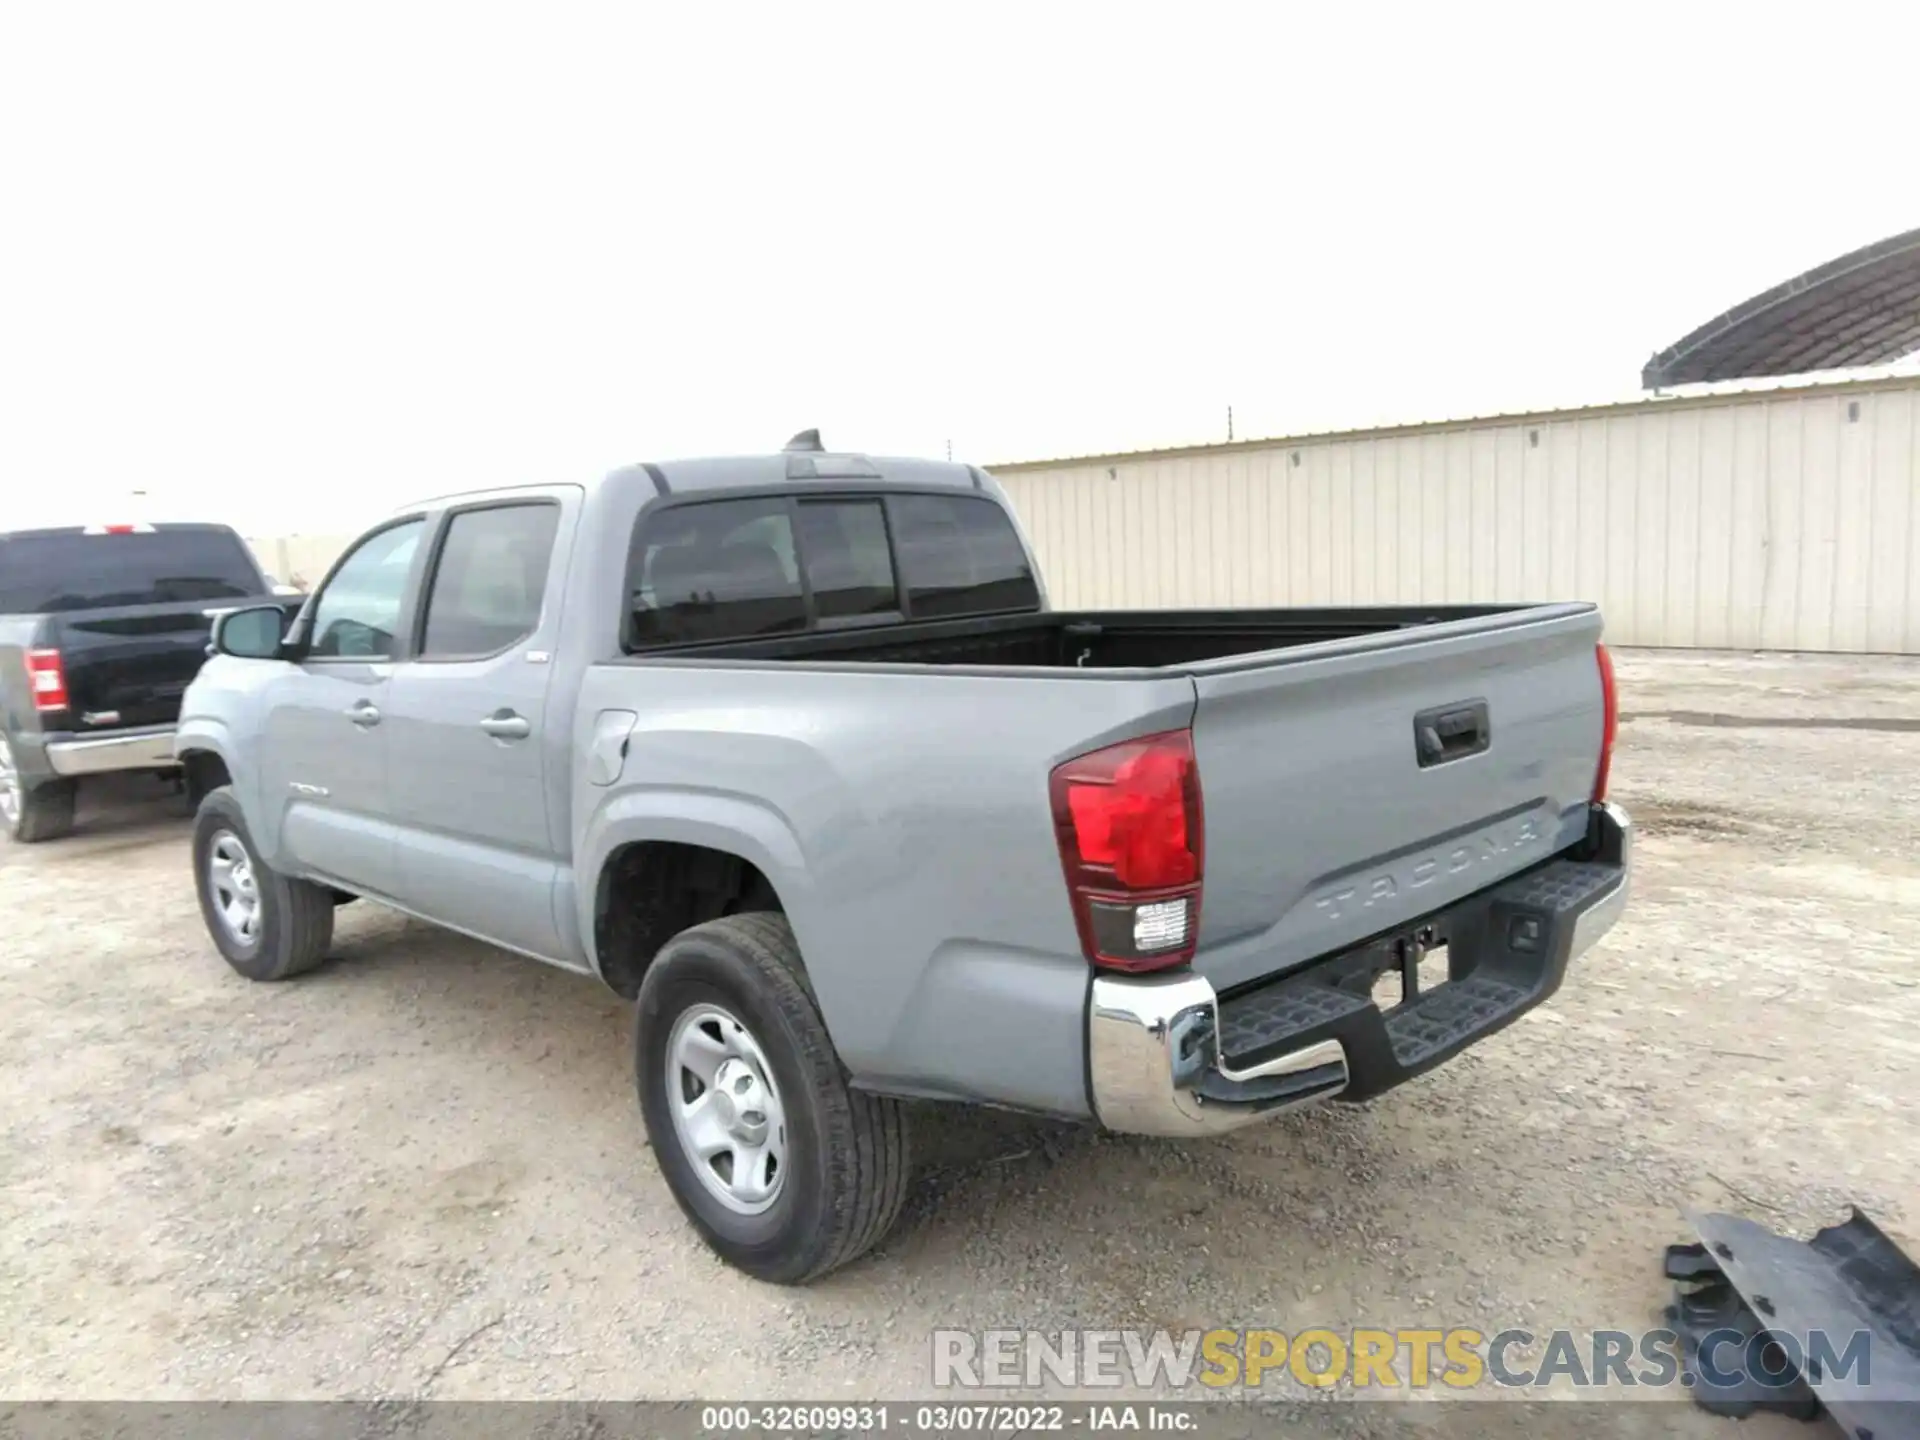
[3,650,1917,1425]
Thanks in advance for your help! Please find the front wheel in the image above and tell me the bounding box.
[635,912,912,1284]
[192,786,335,981]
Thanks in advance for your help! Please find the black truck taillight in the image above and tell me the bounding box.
[1050,729,1205,973]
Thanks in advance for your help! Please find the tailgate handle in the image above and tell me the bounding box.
[1414,700,1489,768]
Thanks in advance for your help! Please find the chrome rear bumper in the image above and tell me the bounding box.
[1088,975,1350,1135]
[46,726,180,777]
[1087,802,1633,1137]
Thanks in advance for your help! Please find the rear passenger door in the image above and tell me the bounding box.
[383,491,578,962]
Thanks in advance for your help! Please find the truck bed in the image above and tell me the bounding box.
[602,597,1607,1006]
[633,603,1533,671]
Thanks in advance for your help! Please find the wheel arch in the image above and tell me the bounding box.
[179,747,233,806]
[580,794,812,1001]
[592,838,792,1001]
[173,719,241,804]
[174,721,280,861]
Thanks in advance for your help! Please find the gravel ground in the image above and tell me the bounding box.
[2,650,1916,1431]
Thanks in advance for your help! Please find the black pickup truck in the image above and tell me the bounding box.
[0,521,275,842]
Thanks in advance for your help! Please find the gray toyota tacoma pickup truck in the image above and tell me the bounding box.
[176,432,1631,1284]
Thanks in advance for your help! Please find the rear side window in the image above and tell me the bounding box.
[420,503,560,658]
[888,494,1039,618]
[796,499,898,619]
[0,526,263,614]
[629,498,807,649]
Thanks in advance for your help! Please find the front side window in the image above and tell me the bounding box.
[888,493,1039,618]
[420,503,560,658]
[306,519,425,660]
[628,498,806,649]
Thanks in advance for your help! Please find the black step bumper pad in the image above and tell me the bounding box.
[1215,854,1624,1103]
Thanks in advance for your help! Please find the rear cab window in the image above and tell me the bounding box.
[794,500,898,621]
[629,498,808,649]
[624,488,1038,651]
[0,525,264,613]
[888,493,1039,619]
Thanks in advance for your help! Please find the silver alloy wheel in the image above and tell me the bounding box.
[0,736,19,830]
[207,830,262,947]
[666,1002,789,1215]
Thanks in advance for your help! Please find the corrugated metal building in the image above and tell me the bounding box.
[993,374,1920,654]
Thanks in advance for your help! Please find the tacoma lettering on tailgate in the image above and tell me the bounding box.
[1309,815,1546,924]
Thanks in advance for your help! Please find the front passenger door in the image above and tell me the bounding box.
[262,516,427,894]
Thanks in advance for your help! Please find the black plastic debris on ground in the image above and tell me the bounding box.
[1665,1238,1822,1420]
[1665,1206,1920,1438]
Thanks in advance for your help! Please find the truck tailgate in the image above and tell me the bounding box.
[52,603,226,730]
[1188,603,1607,994]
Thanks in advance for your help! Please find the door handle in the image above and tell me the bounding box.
[348,702,382,727]
[481,711,532,741]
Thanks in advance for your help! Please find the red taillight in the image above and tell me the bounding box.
[1050,729,1205,972]
[26,648,69,712]
[1592,642,1618,803]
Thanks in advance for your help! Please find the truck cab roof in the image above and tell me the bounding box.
[399,437,992,516]
[624,450,989,498]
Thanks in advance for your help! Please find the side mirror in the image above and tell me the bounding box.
[210,604,290,660]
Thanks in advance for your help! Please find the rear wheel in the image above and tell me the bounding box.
[192,785,334,981]
[0,734,76,844]
[635,913,912,1284]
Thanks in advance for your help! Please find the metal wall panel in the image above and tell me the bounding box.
[994,378,1920,653]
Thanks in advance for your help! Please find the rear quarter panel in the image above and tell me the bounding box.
[572,660,1195,1117]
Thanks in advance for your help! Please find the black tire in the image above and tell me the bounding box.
[0,733,75,843]
[635,912,912,1285]
[192,785,334,981]
[11,781,76,843]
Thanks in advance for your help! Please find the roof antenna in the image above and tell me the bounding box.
[783,428,825,453]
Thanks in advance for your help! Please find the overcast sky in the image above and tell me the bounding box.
[4,2,1918,536]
